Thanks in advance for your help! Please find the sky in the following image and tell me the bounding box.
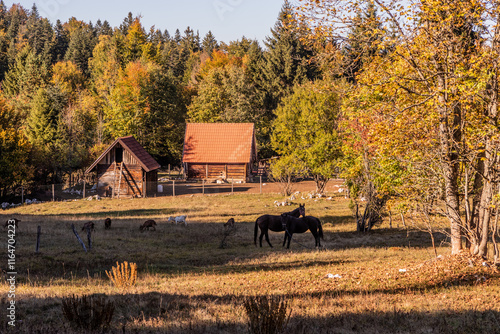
[5,0,286,45]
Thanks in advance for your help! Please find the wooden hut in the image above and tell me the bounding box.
[85,136,160,198]
[182,123,258,182]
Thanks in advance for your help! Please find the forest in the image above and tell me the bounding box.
[0,1,326,188]
[1,0,500,260]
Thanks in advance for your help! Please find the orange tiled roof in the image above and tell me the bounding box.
[182,123,256,163]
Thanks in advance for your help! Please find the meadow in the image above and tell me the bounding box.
[1,184,499,333]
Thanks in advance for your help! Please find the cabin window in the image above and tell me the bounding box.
[115,148,123,163]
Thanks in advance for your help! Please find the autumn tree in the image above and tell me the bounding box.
[89,34,122,142]
[187,50,261,124]
[105,59,153,141]
[0,93,31,196]
[297,0,500,257]
[272,80,342,193]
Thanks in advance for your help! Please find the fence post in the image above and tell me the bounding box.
[202,179,205,195]
[173,180,175,197]
[21,186,24,205]
[231,178,234,194]
[35,226,41,253]
[71,224,87,252]
[83,180,86,199]
[260,176,262,194]
[86,226,92,251]
[52,184,55,202]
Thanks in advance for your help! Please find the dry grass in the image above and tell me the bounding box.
[1,189,499,333]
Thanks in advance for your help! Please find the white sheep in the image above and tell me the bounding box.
[168,215,187,226]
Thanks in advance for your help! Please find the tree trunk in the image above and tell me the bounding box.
[468,153,485,254]
[436,69,463,254]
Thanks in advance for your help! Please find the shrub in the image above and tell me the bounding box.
[243,295,291,334]
[105,261,137,289]
[61,294,114,331]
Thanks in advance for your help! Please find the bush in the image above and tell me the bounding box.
[61,294,114,331]
[243,295,291,334]
[105,261,137,289]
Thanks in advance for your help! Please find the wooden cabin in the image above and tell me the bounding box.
[182,123,258,182]
[85,136,160,198]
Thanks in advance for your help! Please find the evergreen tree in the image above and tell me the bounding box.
[224,37,255,57]
[342,0,384,82]
[0,1,8,81]
[124,18,147,62]
[95,19,113,37]
[260,0,318,113]
[64,24,96,75]
[202,30,218,55]
[119,12,134,36]
[25,6,55,67]
[53,20,69,62]
[173,29,181,42]
[142,70,187,165]
[3,45,49,102]
[5,4,28,69]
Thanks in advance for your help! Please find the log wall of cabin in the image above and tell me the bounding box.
[96,163,144,197]
[186,163,248,181]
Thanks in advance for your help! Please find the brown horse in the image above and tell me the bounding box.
[81,221,95,232]
[224,218,235,228]
[140,219,157,231]
[4,218,19,228]
[254,204,305,247]
[104,218,112,229]
[280,213,323,249]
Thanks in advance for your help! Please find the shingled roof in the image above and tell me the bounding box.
[85,136,160,174]
[182,123,257,164]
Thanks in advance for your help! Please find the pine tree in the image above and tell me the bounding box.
[124,18,147,62]
[64,24,97,75]
[119,12,134,36]
[0,1,8,81]
[342,0,384,82]
[260,0,318,113]
[26,87,60,147]
[95,19,113,37]
[3,45,49,102]
[142,70,187,165]
[202,31,218,55]
[53,20,69,62]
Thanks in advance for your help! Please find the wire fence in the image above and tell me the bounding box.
[1,177,344,210]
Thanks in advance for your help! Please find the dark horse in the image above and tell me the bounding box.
[254,204,305,247]
[280,213,323,249]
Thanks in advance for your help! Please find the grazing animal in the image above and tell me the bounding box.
[81,221,95,232]
[140,219,157,231]
[254,204,305,248]
[104,218,111,229]
[224,218,235,228]
[168,215,187,226]
[4,218,20,228]
[280,213,323,249]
